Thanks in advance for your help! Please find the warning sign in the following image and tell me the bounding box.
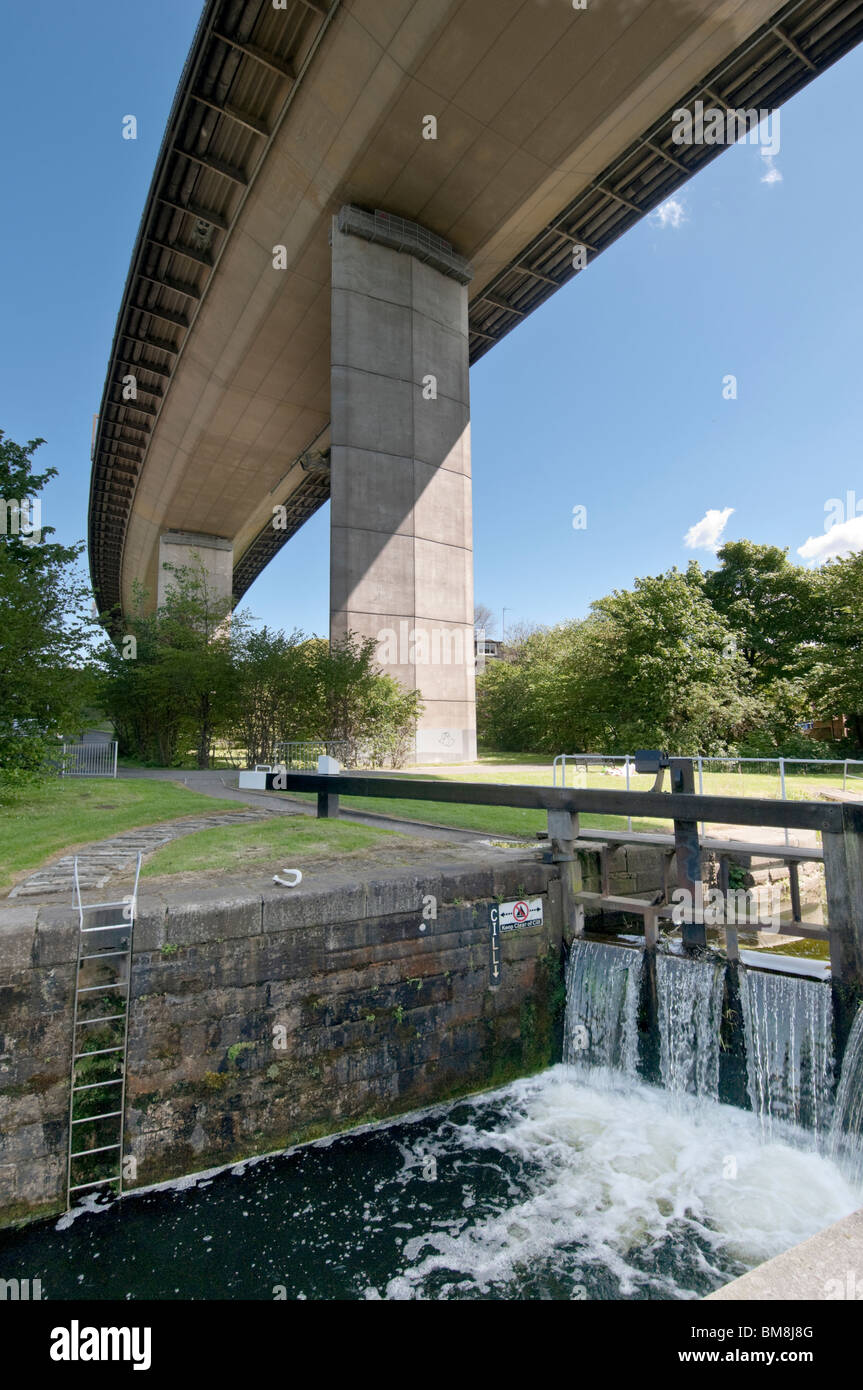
[498,898,543,931]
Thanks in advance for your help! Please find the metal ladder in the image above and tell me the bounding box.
[66,854,141,1209]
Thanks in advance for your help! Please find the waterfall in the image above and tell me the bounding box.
[563,940,840,1144]
[830,1005,863,1182]
[655,954,725,1100]
[738,966,834,1141]
[563,940,640,1074]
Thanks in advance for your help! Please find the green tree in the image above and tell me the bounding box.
[0,434,94,791]
[478,567,762,755]
[102,597,424,770]
[580,567,761,753]
[229,626,317,764]
[97,561,247,769]
[702,540,825,750]
[703,540,817,683]
[95,593,184,766]
[806,551,863,751]
[476,644,542,751]
[303,633,422,766]
[477,622,606,752]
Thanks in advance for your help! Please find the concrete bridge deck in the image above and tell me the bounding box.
[89,0,863,761]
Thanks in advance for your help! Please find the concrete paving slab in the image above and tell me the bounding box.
[707,1208,863,1300]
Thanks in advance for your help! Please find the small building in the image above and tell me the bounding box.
[807,715,848,743]
[475,635,503,669]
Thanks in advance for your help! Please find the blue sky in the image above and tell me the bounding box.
[3,2,862,641]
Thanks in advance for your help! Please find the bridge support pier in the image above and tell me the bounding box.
[157,531,233,610]
[329,207,477,765]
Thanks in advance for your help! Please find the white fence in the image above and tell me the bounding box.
[271,740,353,771]
[552,755,636,826]
[552,753,863,790]
[552,752,863,839]
[60,741,118,778]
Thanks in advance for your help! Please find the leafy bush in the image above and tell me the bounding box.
[0,433,95,794]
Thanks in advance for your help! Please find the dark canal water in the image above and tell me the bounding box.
[1,1066,858,1301]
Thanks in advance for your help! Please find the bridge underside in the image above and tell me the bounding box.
[89,0,863,760]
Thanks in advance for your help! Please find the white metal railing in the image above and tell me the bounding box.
[843,761,863,790]
[552,752,863,842]
[695,756,863,845]
[60,741,118,778]
[553,753,632,786]
[271,740,354,771]
[553,754,635,830]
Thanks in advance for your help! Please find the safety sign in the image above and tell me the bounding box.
[498,898,544,930]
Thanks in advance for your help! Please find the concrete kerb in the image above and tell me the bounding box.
[0,906,39,976]
[32,906,80,969]
[706,1207,863,1300]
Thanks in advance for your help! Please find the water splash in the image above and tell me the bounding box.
[563,940,640,1075]
[830,1004,863,1182]
[655,953,725,1100]
[381,1070,859,1301]
[3,1066,859,1302]
[738,967,834,1141]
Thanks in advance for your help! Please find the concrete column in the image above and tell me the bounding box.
[330,207,476,764]
[157,530,233,609]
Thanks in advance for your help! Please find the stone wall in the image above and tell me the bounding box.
[0,906,74,1227]
[0,857,564,1228]
[577,841,668,898]
[577,840,825,916]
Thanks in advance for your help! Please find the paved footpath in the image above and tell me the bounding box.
[9,806,277,899]
[119,767,491,843]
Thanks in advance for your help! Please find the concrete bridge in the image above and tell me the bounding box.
[89,0,863,762]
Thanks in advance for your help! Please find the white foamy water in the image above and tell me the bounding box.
[739,967,835,1139]
[831,1004,863,1182]
[656,954,725,1099]
[379,1066,860,1300]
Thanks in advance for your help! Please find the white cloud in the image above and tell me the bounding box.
[798,516,863,564]
[650,197,687,229]
[761,153,783,184]
[684,507,735,551]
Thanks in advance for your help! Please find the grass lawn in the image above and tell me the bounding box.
[411,756,850,802]
[285,789,660,839]
[473,749,554,766]
[281,753,849,839]
[0,779,251,890]
[141,815,401,878]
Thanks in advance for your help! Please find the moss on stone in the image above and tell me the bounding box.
[0,1195,66,1232]
[480,944,565,1086]
[2,1070,62,1099]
